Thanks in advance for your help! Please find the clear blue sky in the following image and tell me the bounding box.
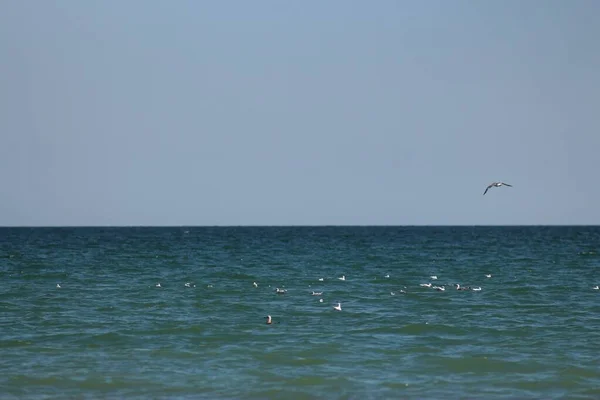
[1,1,598,226]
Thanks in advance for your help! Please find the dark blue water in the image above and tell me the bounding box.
[1,226,599,399]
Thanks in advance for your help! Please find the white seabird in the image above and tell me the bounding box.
[56,284,61,289]
[484,181,512,195]
[485,274,492,278]
[333,303,342,311]
[338,275,346,281]
[593,286,599,290]
[253,282,258,288]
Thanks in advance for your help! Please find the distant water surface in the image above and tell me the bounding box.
[1,226,599,399]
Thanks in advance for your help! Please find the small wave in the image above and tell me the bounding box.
[420,354,549,374]
[0,339,32,348]
[397,323,469,336]
[73,331,133,347]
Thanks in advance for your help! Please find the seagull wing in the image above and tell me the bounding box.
[483,185,492,195]
[501,182,513,187]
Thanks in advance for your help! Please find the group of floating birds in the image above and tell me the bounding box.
[53,267,599,324]
[416,274,486,292]
[262,273,493,323]
[53,181,600,323]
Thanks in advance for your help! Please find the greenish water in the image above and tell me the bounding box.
[1,226,599,399]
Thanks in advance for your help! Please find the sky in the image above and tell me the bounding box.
[1,1,599,226]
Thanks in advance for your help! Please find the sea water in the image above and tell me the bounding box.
[1,226,599,399]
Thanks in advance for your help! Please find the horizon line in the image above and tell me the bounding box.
[1,224,599,228]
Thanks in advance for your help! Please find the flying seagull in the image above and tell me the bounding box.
[483,182,512,195]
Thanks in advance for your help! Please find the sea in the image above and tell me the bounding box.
[1,226,599,399]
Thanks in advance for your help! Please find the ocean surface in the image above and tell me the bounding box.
[1,226,599,399]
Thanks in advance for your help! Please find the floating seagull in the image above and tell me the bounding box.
[319,298,323,303]
[472,287,482,291]
[593,286,599,290]
[311,291,323,296]
[483,182,512,195]
[430,275,438,280]
[333,303,342,311]
[155,283,161,288]
[318,278,324,281]
[384,274,390,278]
[485,274,492,278]
[420,283,432,288]
[253,282,258,288]
[433,286,445,291]
[338,275,346,281]
[56,284,61,289]
[275,288,287,294]
[265,315,272,325]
